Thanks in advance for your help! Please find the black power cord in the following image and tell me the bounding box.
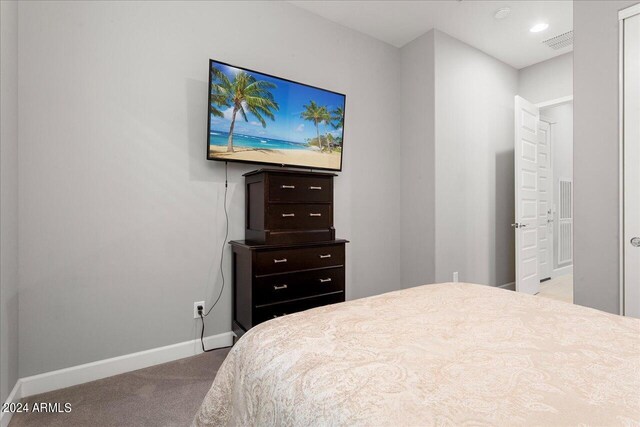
[199,162,229,352]
[199,312,212,352]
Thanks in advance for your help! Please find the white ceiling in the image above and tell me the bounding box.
[289,1,573,69]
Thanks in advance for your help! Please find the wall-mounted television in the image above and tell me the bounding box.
[207,59,346,171]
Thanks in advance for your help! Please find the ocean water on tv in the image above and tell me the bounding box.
[209,130,310,151]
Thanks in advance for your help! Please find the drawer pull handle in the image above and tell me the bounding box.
[309,186,322,190]
[273,313,287,318]
[273,258,288,263]
[273,284,288,290]
[281,213,295,218]
[281,185,295,189]
[319,278,332,283]
[309,213,322,217]
[319,254,332,259]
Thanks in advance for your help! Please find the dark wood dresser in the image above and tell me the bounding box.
[244,168,336,244]
[231,169,347,338]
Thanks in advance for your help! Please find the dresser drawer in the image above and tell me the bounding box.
[268,175,332,203]
[254,291,344,325]
[254,267,344,306]
[266,203,332,230]
[254,243,345,276]
[251,229,335,245]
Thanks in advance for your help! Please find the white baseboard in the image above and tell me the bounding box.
[0,380,22,427]
[17,331,233,399]
[552,265,573,278]
[498,282,515,291]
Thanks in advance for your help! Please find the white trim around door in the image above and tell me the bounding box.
[620,3,640,317]
[620,3,640,20]
[536,95,573,109]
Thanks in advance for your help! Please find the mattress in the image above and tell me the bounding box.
[193,283,640,426]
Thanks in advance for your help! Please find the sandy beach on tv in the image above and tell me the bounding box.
[209,146,341,169]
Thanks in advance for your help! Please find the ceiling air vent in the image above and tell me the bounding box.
[542,31,574,50]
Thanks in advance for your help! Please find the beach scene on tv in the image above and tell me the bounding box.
[208,61,345,170]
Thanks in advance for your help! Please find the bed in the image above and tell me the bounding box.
[193,283,640,426]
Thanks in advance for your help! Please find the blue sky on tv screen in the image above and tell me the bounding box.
[209,61,345,144]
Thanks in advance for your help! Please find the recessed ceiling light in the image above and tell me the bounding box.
[494,7,511,20]
[530,23,549,33]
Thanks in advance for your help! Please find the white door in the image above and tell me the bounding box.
[514,96,540,295]
[623,8,640,317]
[537,120,553,280]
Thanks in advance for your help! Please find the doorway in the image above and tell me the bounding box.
[621,4,640,318]
[514,96,573,302]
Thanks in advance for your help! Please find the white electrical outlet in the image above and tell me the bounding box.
[453,272,459,283]
[194,301,205,319]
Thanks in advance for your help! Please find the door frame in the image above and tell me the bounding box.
[537,95,573,109]
[536,96,573,283]
[514,95,574,294]
[619,3,640,316]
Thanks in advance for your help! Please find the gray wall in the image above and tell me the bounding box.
[9,0,631,379]
[518,52,573,104]
[400,31,436,288]
[399,30,519,288]
[573,0,637,314]
[1,0,20,403]
[433,31,518,286]
[17,0,401,377]
[541,102,573,271]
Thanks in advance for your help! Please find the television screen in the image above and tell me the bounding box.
[207,60,345,171]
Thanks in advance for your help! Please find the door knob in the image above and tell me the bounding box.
[631,237,640,247]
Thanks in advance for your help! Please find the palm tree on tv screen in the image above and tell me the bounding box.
[209,67,231,119]
[210,67,279,152]
[301,101,331,151]
[331,106,344,130]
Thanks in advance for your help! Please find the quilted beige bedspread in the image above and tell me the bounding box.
[194,283,640,426]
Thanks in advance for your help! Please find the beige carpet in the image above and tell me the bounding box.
[537,274,573,304]
[9,347,230,427]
